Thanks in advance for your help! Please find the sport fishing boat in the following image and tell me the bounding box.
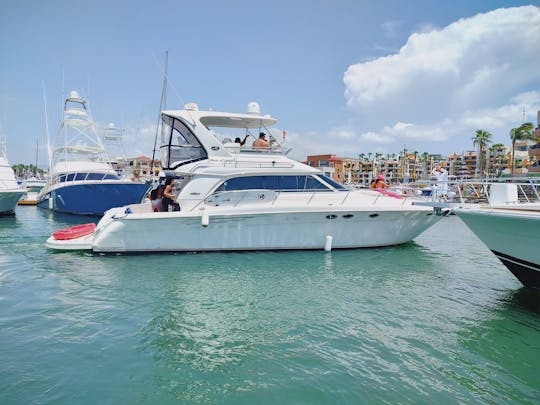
[0,131,24,215]
[46,102,445,253]
[37,91,149,215]
[455,182,540,289]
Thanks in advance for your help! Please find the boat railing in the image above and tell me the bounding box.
[222,160,295,169]
[189,159,295,172]
[193,187,415,212]
[394,178,540,205]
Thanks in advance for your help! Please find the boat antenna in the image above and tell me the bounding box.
[35,139,39,176]
[151,50,168,166]
[42,81,52,172]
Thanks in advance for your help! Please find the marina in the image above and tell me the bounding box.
[1,205,539,403]
[2,2,539,403]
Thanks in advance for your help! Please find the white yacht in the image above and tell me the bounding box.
[0,129,24,215]
[37,91,149,215]
[455,182,540,289]
[46,102,444,253]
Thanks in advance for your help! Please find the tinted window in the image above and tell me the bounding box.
[75,173,87,181]
[87,173,105,180]
[215,175,332,192]
[66,173,75,182]
[104,174,120,180]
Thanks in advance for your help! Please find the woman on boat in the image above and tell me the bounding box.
[374,174,388,189]
[162,178,180,212]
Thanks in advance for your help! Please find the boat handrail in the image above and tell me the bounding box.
[391,178,540,205]
[188,187,416,212]
[188,159,295,172]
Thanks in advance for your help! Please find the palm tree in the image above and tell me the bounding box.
[472,129,492,178]
[510,122,534,177]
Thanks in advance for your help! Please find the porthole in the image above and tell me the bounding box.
[342,214,354,219]
[326,214,337,219]
[369,213,379,218]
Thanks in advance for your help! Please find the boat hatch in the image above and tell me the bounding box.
[160,115,207,170]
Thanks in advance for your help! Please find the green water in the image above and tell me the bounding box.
[1,207,539,404]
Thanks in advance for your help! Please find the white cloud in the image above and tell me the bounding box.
[361,131,395,144]
[341,5,540,153]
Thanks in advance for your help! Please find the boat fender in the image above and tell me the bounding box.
[324,235,333,252]
[201,211,209,227]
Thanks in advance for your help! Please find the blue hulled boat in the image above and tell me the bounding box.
[37,91,148,216]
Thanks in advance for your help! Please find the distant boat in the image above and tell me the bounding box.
[455,182,540,289]
[37,90,149,215]
[0,127,24,215]
[18,140,47,205]
[18,176,47,205]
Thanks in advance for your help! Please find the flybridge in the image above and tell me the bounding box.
[159,102,286,170]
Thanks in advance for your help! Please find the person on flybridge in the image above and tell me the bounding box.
[252,132,270,148]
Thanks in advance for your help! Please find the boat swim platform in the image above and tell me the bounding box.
[18,199,38,205]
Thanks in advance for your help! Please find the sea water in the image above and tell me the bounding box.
[1,207,539,404]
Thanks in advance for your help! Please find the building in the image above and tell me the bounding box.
[305,154,360,184]
[112,155,161,180]
[528,111,540,174]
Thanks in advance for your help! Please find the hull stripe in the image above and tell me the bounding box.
[491,250,540,289]
[492,250,540,272]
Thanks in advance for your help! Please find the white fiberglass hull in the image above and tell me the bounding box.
[83,205,441,253]
[0,190,24,215]
[456,207,540,289]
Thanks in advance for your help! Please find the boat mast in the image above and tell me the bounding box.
[151,50,168,168]
[42,81,52,172]
[35,139,39,176]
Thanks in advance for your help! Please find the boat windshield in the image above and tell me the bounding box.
[316,175,347,190]
[160,115,207,169]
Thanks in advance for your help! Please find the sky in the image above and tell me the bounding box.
[1,0,539,167]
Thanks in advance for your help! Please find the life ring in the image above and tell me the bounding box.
[53,223,96,240]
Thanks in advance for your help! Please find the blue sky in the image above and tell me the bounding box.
[1,0,539,166]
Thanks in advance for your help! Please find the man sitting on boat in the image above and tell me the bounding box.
[252,133,270,149]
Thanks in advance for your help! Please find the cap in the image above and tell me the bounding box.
[376,174,384,180]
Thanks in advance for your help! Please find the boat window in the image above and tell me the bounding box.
[103,174,120,180]
[66,173,75,182]
[86,173,105,180]
[316,175,347,190]
[75,173,87,181]
[58,175,66,183]
[160,115,207,169]
[215,175,333,192]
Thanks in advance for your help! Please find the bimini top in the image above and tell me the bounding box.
[162,104,277,130]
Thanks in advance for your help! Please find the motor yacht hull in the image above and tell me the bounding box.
[38,182,149,216]
[456,208,540,289]
[52,205,442,253]
[0,190,25,215]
